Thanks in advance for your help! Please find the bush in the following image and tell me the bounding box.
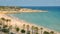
[0,27,1,29]
[10,32,14,34]
[21,29,25,33]
[27,31,30,34]
[16,27,20,32]
[36,32,38,34]
[2,28,9,33]
[43,31,49,34]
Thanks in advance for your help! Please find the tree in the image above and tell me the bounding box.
[26,25,29,31]
[34,27,39,34]
[31,26,34,34]
[40,28,43,34]
[15,27,20,32]
[43,31,49,34]
[23,24,25,29]
[27,31,30,34]
[5,19,11,26]
[21,29,25,34]
[0,18,6,27]
[50,31,54,34]
[0,18,5,21]
[2,28,9,33]
[26,25,30,34]
[10,32,14,34]
[21,24,26,34]
[3,25,8,28]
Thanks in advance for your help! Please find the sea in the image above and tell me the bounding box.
[9,6,60,32]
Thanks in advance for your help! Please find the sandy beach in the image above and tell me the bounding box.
[0,14,60,34]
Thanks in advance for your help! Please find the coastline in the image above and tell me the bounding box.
[8,15,60,34]
[0,14,60,34]
[0,8,48,14]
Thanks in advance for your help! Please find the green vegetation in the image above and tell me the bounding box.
[0,17,11,34]
[40,28,43,34]
[10,32,14,34]
[26,25,30,34]
[21,29,25,33]
[27,31,30,34]
[36,32,38,34]
[3,25,8,28]
[26,25,30,31]
[34,27,39,34]
[0,6,21,11]
[50,31,54,34]
[2,28,9,33]
[6,19,11,22]
[23,24,25,29]
[0,17,56,34]
[31,26,34,34]
[5,19,11,26]
[0,17,6,21]
[15,27,20,32]
[43,31,49,34]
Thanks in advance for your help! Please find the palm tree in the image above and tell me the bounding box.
[0,17,6,23]
[21,24,26,34]
[50,31,54,34]
[0,18,5,21]
[15,27,20,32]
[40,28,43,34]
[23,24,25,29]
[26,25,29,31]
[5,19,11,27]
[26,25,30,34]
[3,19,11,34]
[34,27,38,34]
[31,26,34,34]
[0,18,6,28]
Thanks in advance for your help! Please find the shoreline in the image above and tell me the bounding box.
[0,8,48,14]
[8,14,60,33]
[0,14,60,34]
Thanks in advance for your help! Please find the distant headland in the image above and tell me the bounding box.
[0,6,48,14]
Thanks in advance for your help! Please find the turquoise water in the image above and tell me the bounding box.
[9,6,60,32]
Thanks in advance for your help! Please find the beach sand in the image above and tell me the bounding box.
[0,14,60,34]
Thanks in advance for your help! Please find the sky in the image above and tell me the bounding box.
[0,0,60,6]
